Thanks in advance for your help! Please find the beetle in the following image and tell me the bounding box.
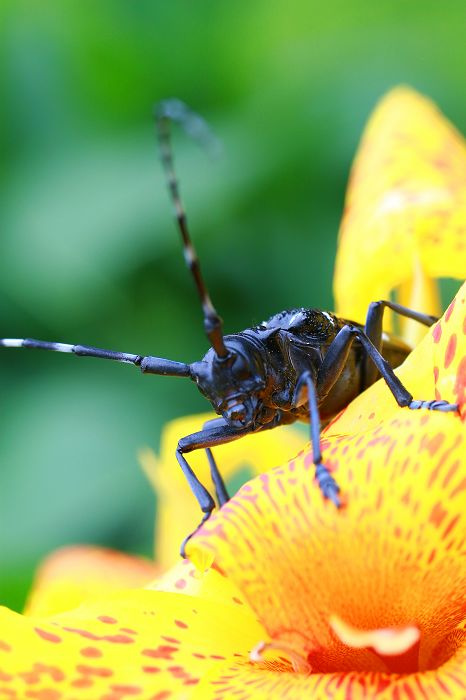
[0,99,458,554]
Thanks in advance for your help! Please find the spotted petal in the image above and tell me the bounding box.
[0,564,268,698]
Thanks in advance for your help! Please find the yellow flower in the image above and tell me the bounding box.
[0,282,464,698]
[0,87,464,699]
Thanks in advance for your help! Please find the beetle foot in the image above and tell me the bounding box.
[409,399,458,413]
[315,463,341,507]
[180,511,212,559]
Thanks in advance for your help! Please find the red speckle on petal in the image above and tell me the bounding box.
[442,459,460,488]
[151,692,172,700]
[167,666,185,677]
[76,664,113,678]
[120,628,137,635]
[0,690,16,699]
[71,678,94,689]
[420,432,445,457]
[142,645,178,660]
[98,616,118,624]
[25,691,62,700]
[19,663,65,685]
[429,502,448,528]
[432,322,442,343]
[445,299,456,322]
[444,334,457,369]
[0,641,12,652]
[110,685,142,696]
[142,666,161,674]
[34,628,62,644]
[442,514,461,539]
[62,626,134,644]
[174,620,188,629]
[433,366,439,383]
[232,596,243,605]
[450,477,466,499]
[174,578,187,590]
[80,647,102,658]
[161,636,180,644]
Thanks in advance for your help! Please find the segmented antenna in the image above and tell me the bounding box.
[154,99,228,359]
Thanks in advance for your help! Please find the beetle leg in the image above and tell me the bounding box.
[202,417,231,507]
[363,300,437,387]
[317,325,458,414]
[294,371,341,507]
[176,422,253,557]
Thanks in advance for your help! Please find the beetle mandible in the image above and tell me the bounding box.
[0,100,458,555]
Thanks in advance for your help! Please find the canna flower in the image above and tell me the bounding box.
[0,280,464,698]
[0,86,464,699]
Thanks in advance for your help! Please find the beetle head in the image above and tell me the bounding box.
[190,337,267,430]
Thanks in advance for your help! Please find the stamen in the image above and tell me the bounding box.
[329,615,420,656]
[250,640,312,674]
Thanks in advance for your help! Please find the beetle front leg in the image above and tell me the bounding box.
[294,371,341,507]
[202,417,231,507]
[176,422,253,556]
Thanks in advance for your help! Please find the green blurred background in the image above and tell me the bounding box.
[0,1,464,611]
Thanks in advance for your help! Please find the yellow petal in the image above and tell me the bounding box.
[334,86,466,342]
[190,284,465,675]
[24,546,159,617]
[141,413,305,570]
[0,587,267,698]
[149,558,250,610]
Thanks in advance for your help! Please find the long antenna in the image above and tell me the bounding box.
[154,99,228,359]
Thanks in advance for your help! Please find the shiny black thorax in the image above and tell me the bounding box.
[190,308,411,431]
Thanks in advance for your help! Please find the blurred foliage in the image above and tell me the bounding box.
[0,0,465,611]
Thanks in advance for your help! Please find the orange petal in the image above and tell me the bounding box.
[24,546,159,616]
[334,86,466,341]
[190,285,465,676]
[191,649,466,699]
[141,413,305,570]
